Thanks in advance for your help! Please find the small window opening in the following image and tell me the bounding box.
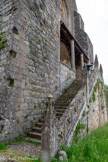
[8,79,14,87]
[12,27,19,35]
[9,50,17,58]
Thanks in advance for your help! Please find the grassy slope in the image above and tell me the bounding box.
[61,123,108,162]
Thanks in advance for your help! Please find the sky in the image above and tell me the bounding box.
[76,0,108,84]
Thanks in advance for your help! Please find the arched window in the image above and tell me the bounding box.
[60,0,67,22]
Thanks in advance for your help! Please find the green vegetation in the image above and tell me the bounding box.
[82,110,86,117]
[92,91,96,102]
[59,123,108,162]
[74,120,86,142]
[89,78,104,103]
[25,82,27,87]
[105,84,108,107]
[51,158,58,162]
[16,118,20,124]
[62,86,69,93]
[9,79,14,87]
[0,150,40,162]
[0,19,6,50]
[0,35,6,50]
[89,97,92,103]
[9,82,14,87]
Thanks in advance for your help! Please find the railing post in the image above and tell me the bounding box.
[41,94,58,162]
[71,40,75,72]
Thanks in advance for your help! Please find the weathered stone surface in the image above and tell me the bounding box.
[58,151,68,162]
[0,1,107,157]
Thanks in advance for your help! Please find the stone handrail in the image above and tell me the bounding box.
[57,83,86,146]
[88,67,102,96]
[41,79,87,160]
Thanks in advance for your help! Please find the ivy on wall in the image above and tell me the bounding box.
[89,78,104,103]
[0,19,6,50]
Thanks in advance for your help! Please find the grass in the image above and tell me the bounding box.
[0,150,40,162]
[60,123,108,162]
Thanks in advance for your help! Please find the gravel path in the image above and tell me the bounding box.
[0,142,41,161]
[8,142,41,157]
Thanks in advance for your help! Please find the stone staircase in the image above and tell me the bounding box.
[27,79,84,144]
[55,79,84,120]
[27,116,44,144]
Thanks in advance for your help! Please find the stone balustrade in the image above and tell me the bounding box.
[57,85,86,146]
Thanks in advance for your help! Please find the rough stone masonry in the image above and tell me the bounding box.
[0,0,107,149]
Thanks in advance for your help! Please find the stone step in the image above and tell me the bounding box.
[55,109,65,113]
[28,132,41,139]
[32,127,42,133]
[35,122,43,127]
[54,79,85,120]
[54,103,69,106]
[55,108,66,111]
[38,118,44,122]
[59,95,75,99]
[56,115,61,120]
[56,112,63,116]
[58,91,80,100]
[55,107,66,110]
[55,100,70,103]
[57,98,72,101]
[27,137,41,144]
[55,105,66,108]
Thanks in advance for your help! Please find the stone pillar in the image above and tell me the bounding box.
[86,72,90,133]
[100,64,104,81]
[94,54,98,68]
[41,95,58,162]
[80,53,84,70]
[71,40,75,72]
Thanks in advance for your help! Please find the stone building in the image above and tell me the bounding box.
[0,0,107,160]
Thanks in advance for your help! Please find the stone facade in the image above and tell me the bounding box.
[77,66,107,140]
[0,1,107,156]
[0,0,61,141]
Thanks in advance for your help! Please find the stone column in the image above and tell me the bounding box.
[81,53,84,70]
[41,95,58,162]
[71,40,75,72]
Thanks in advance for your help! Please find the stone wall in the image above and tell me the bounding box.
[60,62,75,86]
[0,0,80,141]
[0,0,107,143]
[88,80,107,131]
[0,0,61,141]
[74,11,94,63]
[76,68,108,139]
[60,0,77,35]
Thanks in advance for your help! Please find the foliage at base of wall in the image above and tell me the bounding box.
[59,123,108,162]
[74,120,86,142]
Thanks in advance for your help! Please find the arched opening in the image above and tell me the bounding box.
[60,0,67,23]
[60,26,72,68]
